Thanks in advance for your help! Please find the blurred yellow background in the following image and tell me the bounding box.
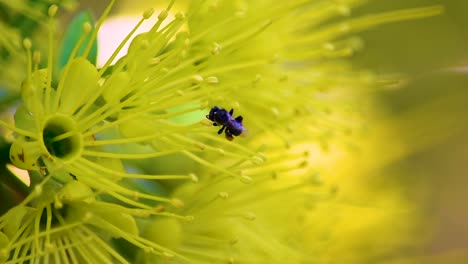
[355,0,468,262]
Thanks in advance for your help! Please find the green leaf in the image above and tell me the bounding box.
[58,11,98,73]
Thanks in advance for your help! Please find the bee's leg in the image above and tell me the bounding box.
[229,109,234,115]
[235,115,243,122]
[225,129,234,141]
[217,125,226,134]
[212,122,219,126]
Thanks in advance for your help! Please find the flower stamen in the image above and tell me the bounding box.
[44,5,58,114]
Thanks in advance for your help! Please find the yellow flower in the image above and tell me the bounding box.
[0,0,76,90]
[0,0,444,263]
[0,180,182,263]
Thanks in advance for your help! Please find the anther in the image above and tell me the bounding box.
[48,5,58,17]
[251,156,264,165]
[83,22,92,33]
[143,8,155,19]
[217,148,225,155]
[211,42,221,55]
[240,175,253,184]
[243,212,256,221]
[257,152,267,160]
[153,205,165,212]
[206,76,219,84]
[171,198,185,208]
[150,58,161,65]
[191,74,204,84]
[33,51,41,64]
[23,38,32,49]
[189,173,199,183]
[158,10,168,21]
[218,192,229,199]
[196,142,206,150]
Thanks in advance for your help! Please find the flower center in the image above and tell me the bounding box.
[42,115,82,161]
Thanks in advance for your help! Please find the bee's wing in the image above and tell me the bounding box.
[239,127,248,138]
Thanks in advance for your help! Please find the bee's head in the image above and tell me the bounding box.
[206,106,220,121]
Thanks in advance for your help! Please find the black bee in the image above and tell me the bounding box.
[206,106,246,141]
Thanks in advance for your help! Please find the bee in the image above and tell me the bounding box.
[206,106,246,141]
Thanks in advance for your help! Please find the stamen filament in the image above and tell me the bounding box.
[81,149,181,159]
[52,23,93,113]
[181,150,240,178]
[83,124,200,146]
[82,0,117,59]
[77,157,192,180]
[98,8,147,76]
[83,227,129,264]
[0,120,38,139]
[45,5,58,115]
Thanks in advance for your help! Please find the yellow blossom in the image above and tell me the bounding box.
[0,0,445,263]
